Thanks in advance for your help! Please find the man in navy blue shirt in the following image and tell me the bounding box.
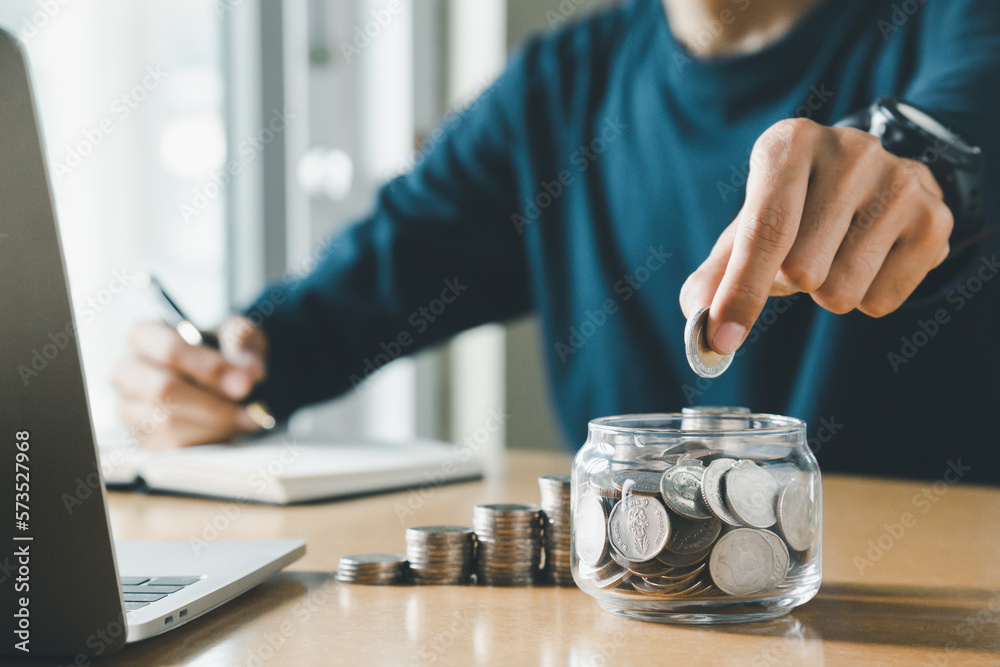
[115,0,1000,483]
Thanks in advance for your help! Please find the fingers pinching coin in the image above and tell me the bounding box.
[685,306,735,378]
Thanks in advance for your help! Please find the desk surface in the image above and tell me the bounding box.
[63,452,1000,665]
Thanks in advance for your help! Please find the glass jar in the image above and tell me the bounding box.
[571,411,821,624]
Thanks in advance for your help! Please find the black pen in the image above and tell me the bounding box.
[135,272,276,430]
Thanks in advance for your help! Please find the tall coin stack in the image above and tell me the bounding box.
[473,504,543,586]
[538,475,574,586]
[405,526,476,585]
[335,553,409,585]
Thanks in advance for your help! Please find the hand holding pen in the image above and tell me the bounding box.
[112,274,275,449]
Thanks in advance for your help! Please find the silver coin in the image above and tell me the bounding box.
[338,553,408,567]
[666,514,722,554]
[776,480,815,552]
[644,562,707,586]
[477,542,541,554]
[405,526,474,540]
[625,557,675,577]
[681,406,750,415]
[607,496,671,562]
[684,306,734,379]
[538,475,573,499]
[335,574,405,585]
[608,548,631,570]
[724,460,780,528]
[759,530,790,593]
[701,458,743,527]
[681,405,750,431]
[474,503,543,521]
[673,578,715,598]
[580,563,629,589]
[656,545,711,567]
[574,495,610,567]
[588,472,621,499]
[407,552,474,561]
[610,469,664,496]
[678,450,718,463]
[708,528,775,596]
[410,565,472,573]
[475,503,541,512]
[660,462,713,519]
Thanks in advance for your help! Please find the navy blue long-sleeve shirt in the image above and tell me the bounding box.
[248,0,1000,483]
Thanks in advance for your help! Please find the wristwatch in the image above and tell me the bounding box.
[836,97,987,254]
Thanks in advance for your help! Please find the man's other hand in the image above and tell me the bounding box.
[113,316,268,449]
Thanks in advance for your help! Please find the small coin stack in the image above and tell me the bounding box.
[473,504,543,586]
[538,474,573,586]
[576,456,815,600]
[405,526,476,585]
[335,553,409,585]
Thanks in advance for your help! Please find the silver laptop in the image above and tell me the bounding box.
[0,28,304,658]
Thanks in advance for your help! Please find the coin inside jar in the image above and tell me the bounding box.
[680,405,750,431]
[776,480,815,552]
[724,460,780,528]
[684,306,734,378]
[660,461,713,519]
[607,496,671,562]
[610,469,664,496]
[575,495,611,567]
[665,514,722,554]
[708,528,775,596]
[759,530,790,593]
[701,458,743,527]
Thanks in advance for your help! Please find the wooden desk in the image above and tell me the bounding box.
[61,452,1000,665]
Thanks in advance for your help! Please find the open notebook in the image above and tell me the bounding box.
[98,436,484,504]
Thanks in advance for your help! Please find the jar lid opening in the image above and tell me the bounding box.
[587,412,805,437]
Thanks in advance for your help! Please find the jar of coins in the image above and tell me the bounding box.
[571,410,820,624]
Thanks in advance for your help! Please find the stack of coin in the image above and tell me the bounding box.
[538,474,574,586]
[335,553,409,585]
[575,458,815,600]
[405,526,476,585]
[680,405,750,431]
[473,504,543,586]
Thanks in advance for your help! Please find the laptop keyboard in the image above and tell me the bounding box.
[120,576,201,611]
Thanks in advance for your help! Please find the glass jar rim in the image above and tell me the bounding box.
[587,412,805,437]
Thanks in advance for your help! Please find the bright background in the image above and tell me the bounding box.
[0,0,611,454]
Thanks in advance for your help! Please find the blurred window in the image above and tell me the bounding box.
[0,1,227,434]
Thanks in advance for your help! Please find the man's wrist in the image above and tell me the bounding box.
[836,98,987,254]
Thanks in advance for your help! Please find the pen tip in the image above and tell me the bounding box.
[246,402,276,430]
